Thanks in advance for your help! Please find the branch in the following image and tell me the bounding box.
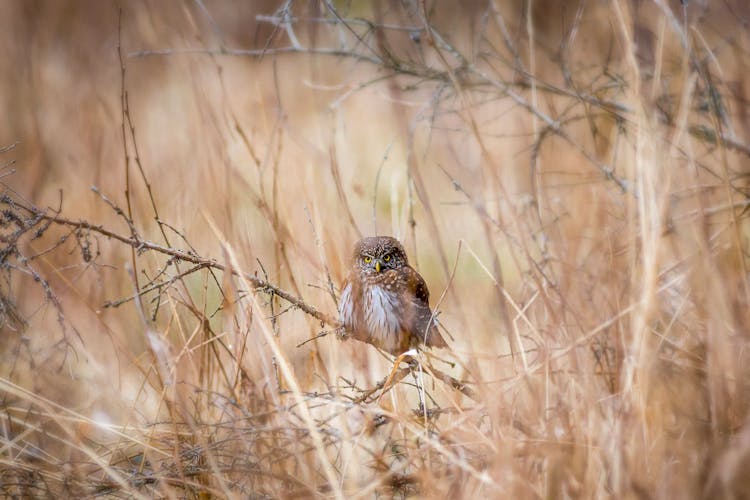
[13,198,338,328]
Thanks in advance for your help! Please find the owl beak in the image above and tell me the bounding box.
[374,260,381,273]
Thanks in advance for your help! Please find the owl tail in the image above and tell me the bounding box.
[424,323,448,349]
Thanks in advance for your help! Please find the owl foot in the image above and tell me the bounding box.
[377,349,421,399]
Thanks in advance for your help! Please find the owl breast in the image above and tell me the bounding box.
[362,285,401,352]
[338,280,402,353]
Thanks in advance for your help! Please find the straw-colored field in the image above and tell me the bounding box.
[2,1,750,497]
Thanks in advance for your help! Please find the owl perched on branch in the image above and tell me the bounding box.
[338,236,448,354]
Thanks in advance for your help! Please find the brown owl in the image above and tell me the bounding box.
[338,236,448,354]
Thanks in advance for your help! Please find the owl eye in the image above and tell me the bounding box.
[383,254,391,262]
[363,256,372,263]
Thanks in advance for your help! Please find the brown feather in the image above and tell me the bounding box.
[338,236,448,354]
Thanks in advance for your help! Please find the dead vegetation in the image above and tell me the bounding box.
[1,1,750,498]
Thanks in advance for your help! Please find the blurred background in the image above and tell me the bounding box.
[1,0,750,497]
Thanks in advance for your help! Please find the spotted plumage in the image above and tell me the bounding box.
[338,236,447,354]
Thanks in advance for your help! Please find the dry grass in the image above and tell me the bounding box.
[1,0,750,498]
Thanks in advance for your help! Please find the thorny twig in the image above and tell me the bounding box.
[16,197,338,327]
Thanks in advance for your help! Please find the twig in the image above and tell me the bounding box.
[14,200,338,328]
[117,9,140,294]
[328,139,362,238]
[351,354,478,404]
[295,328,339,348]
[423,363,478,401]
[353,366,412,404]
[303,205,338,307]
[103,263,209,308]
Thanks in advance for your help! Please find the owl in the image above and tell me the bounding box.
[338,236,448,354]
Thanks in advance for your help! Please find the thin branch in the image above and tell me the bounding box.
[14,200,338,327]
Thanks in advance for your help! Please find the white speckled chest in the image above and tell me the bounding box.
[362,285,401,351]
[338,281,402,353]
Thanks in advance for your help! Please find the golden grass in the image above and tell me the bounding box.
[1,1,750,497]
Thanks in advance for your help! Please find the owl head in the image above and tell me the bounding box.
[352,236,408,274]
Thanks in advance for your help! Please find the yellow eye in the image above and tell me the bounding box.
[363,256,372,263]
[383,254,391,262]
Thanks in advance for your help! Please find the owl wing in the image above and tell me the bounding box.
[402,266,448,349]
